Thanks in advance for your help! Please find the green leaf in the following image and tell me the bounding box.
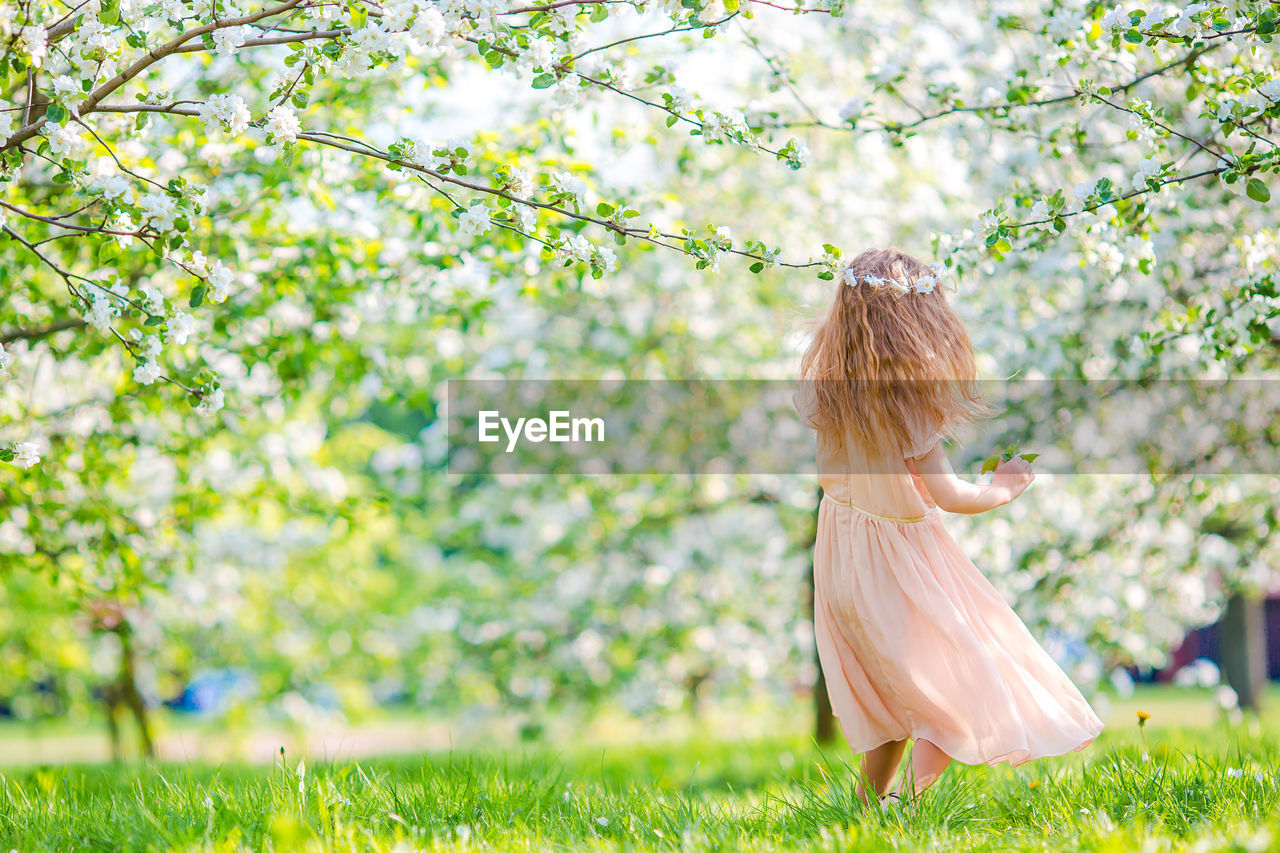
[1246,178,1270,203]
[981,455,999,474]
[1020,452,1039,463]
[749,262,764,274]
[0,448,12,462]
[596,202,614,216]
[145,315,165,326]
[44,103,67,125]
[348,1,367,28]
[189,285,206,309]
[291,91,309,109]
[532,73,555,89]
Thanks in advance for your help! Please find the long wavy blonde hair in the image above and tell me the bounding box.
[798,246,993,456]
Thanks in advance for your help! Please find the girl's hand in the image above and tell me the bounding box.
[991,456,1035,503]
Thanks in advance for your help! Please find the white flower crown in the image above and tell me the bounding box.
[841,261,947,294]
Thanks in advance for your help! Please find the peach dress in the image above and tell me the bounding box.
[812,423,1104,767]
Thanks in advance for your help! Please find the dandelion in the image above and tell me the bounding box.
[1136,709,1152,761]
[1228,767,1244,778]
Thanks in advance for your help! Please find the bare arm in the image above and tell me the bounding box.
[906,441,1034,515]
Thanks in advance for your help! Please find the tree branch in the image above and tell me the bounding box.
[0,318,88,345]
[1,0,306,151]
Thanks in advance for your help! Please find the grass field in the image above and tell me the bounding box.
[2,687,1279,851]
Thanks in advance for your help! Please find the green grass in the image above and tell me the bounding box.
[3,691,1280,851]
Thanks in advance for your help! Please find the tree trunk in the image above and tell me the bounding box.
[1220,592,1267,712]
[117,624,156,760]
[806,485,835,743]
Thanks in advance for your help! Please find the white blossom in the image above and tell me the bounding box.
[552,171,587,206]
[197,93,251,136]
[139,192,178,232]
[206,261,235,303]
[84,290,120,330]
[667,86,694,114]
[263,104,301,145]
[167,311,196,345]
[1131,156,1163,191]
[92,173,133,204]
[506,166,534,198]
[409,8,447,46]
[1100,6,1130,31]
[51,75,86,115]
[42,123,85,159]
[13,441,40,469]
[196,387,225,415]
[518,37,557,74]
[18,25,46,67]
[137,283,164,312]
[458,204,492,238]
[514,203,536,232]
[0,343,10,375]
[594,245,618,274]
[133,359,163,385]
[838,97,866,123]
[212,25,250,55]
[553,81,580,108]
[561,233,593,262]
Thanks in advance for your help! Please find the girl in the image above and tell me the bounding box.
[797,246,1103,805]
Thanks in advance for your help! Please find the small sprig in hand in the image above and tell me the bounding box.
[981,441,1037,505]
[980,441,1039,474]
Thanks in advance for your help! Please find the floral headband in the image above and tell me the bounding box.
[841,262,946,294]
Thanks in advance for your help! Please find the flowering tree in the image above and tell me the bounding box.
[3,0,1280,737]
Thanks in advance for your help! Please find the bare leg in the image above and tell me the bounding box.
[854,739,907,805]
[907,739,952,796]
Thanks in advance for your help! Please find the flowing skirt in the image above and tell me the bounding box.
[813,498,1104,767]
